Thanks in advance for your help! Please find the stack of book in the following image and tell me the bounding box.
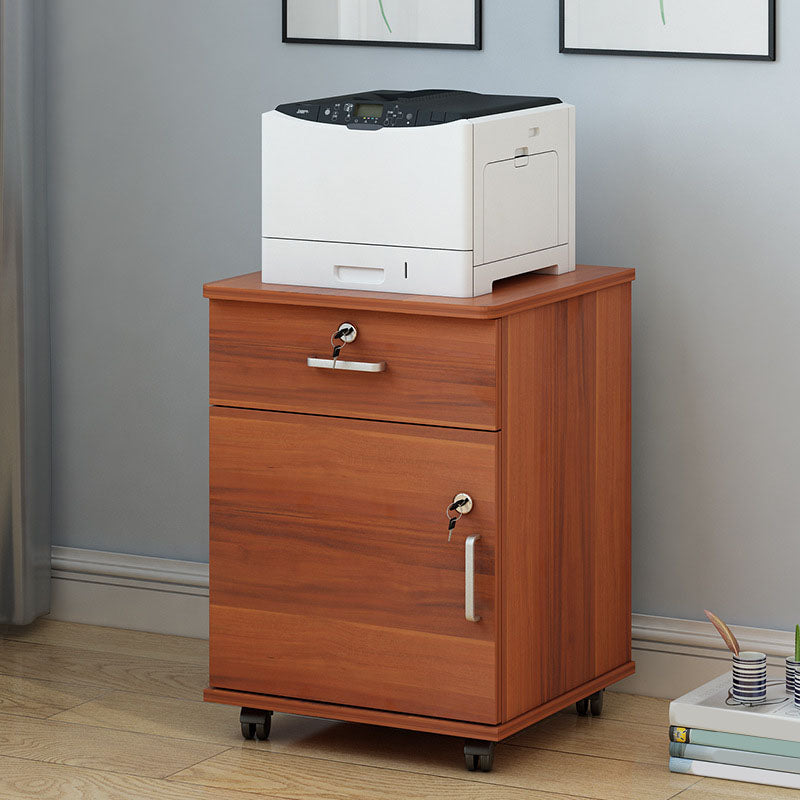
[669,673,800,790]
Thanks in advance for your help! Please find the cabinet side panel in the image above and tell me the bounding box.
[503,292,615,720]
[593,283,632,674]
[502,303,560,718]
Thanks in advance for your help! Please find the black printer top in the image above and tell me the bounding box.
[275,89,562,129]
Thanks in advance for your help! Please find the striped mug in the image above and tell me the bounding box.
[795,670,800,710]
[787,657,800,697]
[731,651,767,705]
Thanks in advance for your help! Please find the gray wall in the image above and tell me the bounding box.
[46,1,800,629]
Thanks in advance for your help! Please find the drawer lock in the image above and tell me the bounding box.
[306,321,386,372]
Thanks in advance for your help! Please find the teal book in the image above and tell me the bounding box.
[669,725,800,759]
[670,741,800,774]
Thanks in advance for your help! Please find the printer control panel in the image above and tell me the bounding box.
[275,90,561,130]
[277,100,459,128]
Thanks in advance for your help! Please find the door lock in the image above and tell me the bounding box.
[446,493,473,542]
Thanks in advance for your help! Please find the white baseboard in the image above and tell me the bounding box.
[48,547,792,697]
[619,614,793,698]
[49,546,209,639]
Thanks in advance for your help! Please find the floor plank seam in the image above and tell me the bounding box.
[0,668,117,694]
[0,677,204,704]
[504,739,668,768]
[0,752,289,800]
[0,750,212,781]
[13,709,242,750]
[42,686,118,719]
[1,635,207,667]
[166,745,612,799]
[42,689,116,719]
[161,746,236,780]
[0,708,233,760]
[665,777,705,799]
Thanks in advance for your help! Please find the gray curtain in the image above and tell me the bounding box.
[0,0,50,625]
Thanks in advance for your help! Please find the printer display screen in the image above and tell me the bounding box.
[354,103,383,119]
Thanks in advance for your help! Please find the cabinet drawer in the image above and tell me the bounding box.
[209,407,499,723]
[209,301,499,429]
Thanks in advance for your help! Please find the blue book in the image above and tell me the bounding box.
[670,741,800,774]
[669,725,800,759]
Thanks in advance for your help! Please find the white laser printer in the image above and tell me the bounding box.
[262,89,575,298]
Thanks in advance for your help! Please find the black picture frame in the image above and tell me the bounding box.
[282,0,482,50]
[559,0,775,61]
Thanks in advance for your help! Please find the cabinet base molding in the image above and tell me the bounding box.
[205,661,634,742]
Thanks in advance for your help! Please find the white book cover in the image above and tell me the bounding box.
[670,672,800,742]
[670,756,800,790]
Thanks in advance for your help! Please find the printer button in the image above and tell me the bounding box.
[430,111,445,124]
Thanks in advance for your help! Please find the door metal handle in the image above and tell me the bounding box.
[465,534,481,623]
[306,357,386,372]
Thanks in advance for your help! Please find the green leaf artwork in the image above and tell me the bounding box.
[659,0,666,25]
[378,0,392,33]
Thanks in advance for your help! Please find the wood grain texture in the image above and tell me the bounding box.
[0,674,108,719]
[205,267,635,739]
[593,283,633,676]
[2,618,208,665]
[204,663,633,742]
[582,691,668,728]
[169,747,577,800]
[210,407,498,722]
[50,691,247,745]
[202,686,687,800]
[203,265,636,320]
[510,715,667,765]
[0,639,207,699]
[0,756,264,800]
[210,407,497,639]
[501,283,632,720]
[210,605,497,722]
[209,301,499,429]
[0,712,227,778]
[0,622,705,800]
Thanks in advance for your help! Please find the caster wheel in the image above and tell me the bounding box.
[589,689,604,717]
[255,716,271,741]
[464,739,495,772]
[576,690,604,717]
[239,707,273,741]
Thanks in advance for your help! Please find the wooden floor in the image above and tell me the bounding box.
[0,621,785,799]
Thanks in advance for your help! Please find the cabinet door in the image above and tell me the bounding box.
[209,407,498,723]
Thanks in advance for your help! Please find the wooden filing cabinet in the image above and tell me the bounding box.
[203,265,635,771]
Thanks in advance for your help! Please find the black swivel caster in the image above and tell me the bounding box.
[464,739,496,772]
[240,707,273,740]
[576,689,604,717]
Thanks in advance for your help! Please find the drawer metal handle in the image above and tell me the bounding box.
[307,357,386,373]
[465,533,481,623]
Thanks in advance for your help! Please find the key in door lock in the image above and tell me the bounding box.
[446,493,473,542]
[331,322,357,360]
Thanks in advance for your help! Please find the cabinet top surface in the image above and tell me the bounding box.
[203,265,635,319]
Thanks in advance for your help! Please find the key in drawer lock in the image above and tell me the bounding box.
[306,322,386,373]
